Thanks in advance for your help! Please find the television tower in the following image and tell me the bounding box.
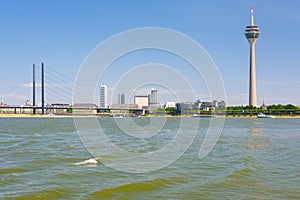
[245,6,260,107]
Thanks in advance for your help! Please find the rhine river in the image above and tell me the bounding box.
[0,117,299,199]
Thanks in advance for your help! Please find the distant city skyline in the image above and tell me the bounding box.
[1,1,300,106]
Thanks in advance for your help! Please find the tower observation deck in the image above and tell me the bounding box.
[245,6,260,107]
[245,6,260,40]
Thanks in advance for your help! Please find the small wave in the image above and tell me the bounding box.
[226,167,254,179]
[2,140,37,151]
[63,145,75,150]
[205,167,257,189]
[12,188,73,200]
[84,177,185,199]
[0,167,28,175]
[30,157,79,166]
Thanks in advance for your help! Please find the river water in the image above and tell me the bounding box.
[0,117,299,199]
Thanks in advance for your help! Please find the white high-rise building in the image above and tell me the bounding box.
[100,84,108,108]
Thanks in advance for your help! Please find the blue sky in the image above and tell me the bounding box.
[0,0,299,106]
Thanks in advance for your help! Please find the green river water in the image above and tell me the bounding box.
[0,117,299,199]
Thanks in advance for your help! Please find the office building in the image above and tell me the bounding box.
[118,93,125,104]
[100,84,108,108]
[148,89,158,109]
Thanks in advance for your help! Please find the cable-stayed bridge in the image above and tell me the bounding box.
[0,63,144,115]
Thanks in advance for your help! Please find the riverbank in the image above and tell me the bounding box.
[0,113,300,118]
[0,114,74,118]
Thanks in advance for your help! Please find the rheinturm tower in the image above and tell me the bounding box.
[245,6,260,107]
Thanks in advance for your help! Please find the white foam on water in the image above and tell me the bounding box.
[71,158,98,166]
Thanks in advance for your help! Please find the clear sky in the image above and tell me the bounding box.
[1,0,299,106]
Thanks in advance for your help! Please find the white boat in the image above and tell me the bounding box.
[110,114,125,118]
[257,113,275,118]
[192,114,216,118]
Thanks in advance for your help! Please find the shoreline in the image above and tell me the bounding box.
[0,113,299,119]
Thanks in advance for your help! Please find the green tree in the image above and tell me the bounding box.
[285,104,298,110]
[165,107,177,113]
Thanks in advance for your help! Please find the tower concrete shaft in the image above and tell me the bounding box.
[245,6,259,107]
[249,39,257,107]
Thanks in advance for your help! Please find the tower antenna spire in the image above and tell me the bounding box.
[250,5,254,26]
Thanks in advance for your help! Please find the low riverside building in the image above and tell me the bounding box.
[176,100,226,114]
[200,101,213,111]
[165,102,176,109]
[48,103,70,115]
[176,102,198,114]
[199,100,226,111]
[73,103,98,115]
[110,104,139,110]
[218,101,226,109]
[110,104,141,116]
